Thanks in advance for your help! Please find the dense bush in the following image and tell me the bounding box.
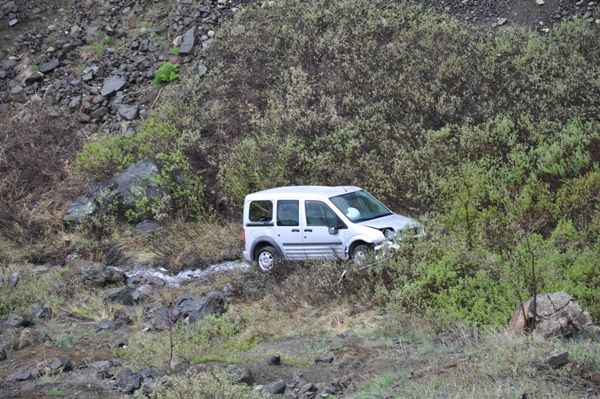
[74,0,600,325]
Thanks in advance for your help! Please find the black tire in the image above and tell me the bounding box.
[350,244,370,264]
[254,245,278,272]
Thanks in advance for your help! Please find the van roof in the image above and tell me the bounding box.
[244,185,362,201]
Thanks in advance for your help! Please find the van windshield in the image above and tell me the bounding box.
[330,190,392,223]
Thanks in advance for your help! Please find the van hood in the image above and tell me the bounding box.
[358,213,419,232]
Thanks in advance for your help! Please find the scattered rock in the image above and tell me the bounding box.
[179,26,196,55]
[10,371,33,381]
[100,76,126,97]
[135,220,158,235]
[497,17,507,26]
[228,365,254,385]
[8,272,19,288]
[508,292,600,338]
[117,368,142,393]
[104,286,135,306]
[17,328,49,349]
[546,351,570,368]
[48,356,73,374]
[172,291,226,323]
[64,196,96,224]
[197,64,208,77]
[267,355,281,366]
[0,346,7,361]
[24,71,44,85]
[39,59,59,73]
[536,0,545,5]
[89,360,111,369]
[6,315,32,328]
[132,284,158,304]
[117,103,139,120]
[82,264,126,287]
[266,379,286,394]
[8,18,18,27]
[114,309,133,325]
[315,354,334,364]
[33,303,52,320]
[97,319,122,331]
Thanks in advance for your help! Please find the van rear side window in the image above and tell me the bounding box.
[248,200,273,223]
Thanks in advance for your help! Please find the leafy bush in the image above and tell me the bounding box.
[74,118,204,220]
[155,62,180,85]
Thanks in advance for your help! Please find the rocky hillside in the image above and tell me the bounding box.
[0,0,246,134]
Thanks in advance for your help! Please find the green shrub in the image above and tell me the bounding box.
[155,62,179,85]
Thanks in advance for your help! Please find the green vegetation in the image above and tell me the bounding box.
[29,65,39,72]
[82,33,118,57]
[74,118,204,221]
[49,389,65,398]
[155,61,180,85]
[170,47,180,56]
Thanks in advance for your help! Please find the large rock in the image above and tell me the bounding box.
[172,291,226,323]
[109,160,162,207]
[508,292,600,338]
[116,368,142,393]
[63,196,96,224]
[100,76,125,97]
[179,26,196,55]
[39,59,59,73]
[117,104,138,120]
[266,379,286,394]
[82,264,126,287]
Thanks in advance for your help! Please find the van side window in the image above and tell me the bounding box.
[305,201,343,227]
[249,201,273,223]
[277,200,299,226]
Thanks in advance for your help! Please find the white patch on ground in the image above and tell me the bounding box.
[124,261,250,287]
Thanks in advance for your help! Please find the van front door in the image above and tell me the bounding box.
[274,200,306,260]
[303,200,345,260]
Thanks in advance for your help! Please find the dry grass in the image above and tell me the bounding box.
[131,220,243,270]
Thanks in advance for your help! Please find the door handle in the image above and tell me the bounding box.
[291,229,300,232]
[304,229,312,232]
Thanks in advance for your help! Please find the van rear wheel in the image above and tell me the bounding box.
[255,246,277,272]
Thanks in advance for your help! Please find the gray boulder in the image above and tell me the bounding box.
[8,272,19,288]
[172,291,226,323]
[100,76,125,97]
[110,160,162,207]
[509,292,600,338]
[82,264,126,287]
[135,220,158,235]
[39,59,59,73]
[266,379,286,394]
[63,196,96,225]
[179,26,196,55]
[117,104,138,120]
[117,368,142,393]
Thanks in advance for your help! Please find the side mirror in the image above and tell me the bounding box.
[328,226,338,235]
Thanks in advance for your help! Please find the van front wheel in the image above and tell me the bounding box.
[255,246,277,272]
[351,244,370,264]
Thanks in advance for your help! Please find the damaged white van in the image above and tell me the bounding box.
[242,186,425,271]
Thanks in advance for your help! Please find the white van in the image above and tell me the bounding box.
[242,186,425,271]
